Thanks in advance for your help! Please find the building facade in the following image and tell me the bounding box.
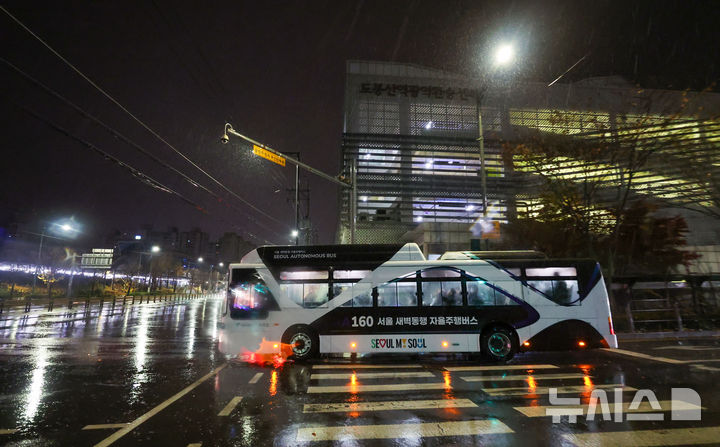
[338,61,720,265]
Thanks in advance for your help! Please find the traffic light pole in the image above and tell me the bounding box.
[223,123,357,243]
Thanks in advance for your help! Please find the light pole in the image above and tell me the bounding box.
[147,245,160,292]
[32,219,79,295]
[477,42,516,219]
[222,124,357,243]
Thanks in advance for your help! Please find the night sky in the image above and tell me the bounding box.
[1,0,718,247]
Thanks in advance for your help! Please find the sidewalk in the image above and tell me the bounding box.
[617,330,720,341]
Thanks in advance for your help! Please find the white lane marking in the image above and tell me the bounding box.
[308,382,449,394]
[562,426,720,446]
[187,443,202,447]
[514,400,704,417]
[310,371,435,380]
[303,398,477,413]
[653,346,720,351]
[217,396,243,416]
[483,385,637,397]
[312,364,422,369]
[445,364,558,372]
[82,424,128,430]
[462,373,587,382]
[601,348,686,364]
[248,372,264,384]
[692,364,720,372]
[0,429,18,435]
[295,419,513,442]
[94,364,227,447]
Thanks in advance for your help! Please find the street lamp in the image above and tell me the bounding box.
[151,245,160,253]
[32,219,79,294]
[477,41,518,221]
[197,257,203,263]
[218,262,224,268]
[493,43,515,67]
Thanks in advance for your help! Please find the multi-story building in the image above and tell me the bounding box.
[338,60,720,267]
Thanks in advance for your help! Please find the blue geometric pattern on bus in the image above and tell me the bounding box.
[464,272,540,329]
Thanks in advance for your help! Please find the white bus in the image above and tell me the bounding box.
[218,243,617,363]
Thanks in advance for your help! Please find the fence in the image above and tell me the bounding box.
[0,292,220,314]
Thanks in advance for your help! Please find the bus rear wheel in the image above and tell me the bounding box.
[481,325,517,363]
[285,326,319,361]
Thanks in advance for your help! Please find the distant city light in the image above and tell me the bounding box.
[360,196,368,202]
[424,159,433,169]
[425,121,433,130]
[151,245,160,253]
[134,235,142,240]
[415,216,423,222]
[197,257,203,262]
[218,262,224,267]
[465,204,475,211]
[291,230,299,238]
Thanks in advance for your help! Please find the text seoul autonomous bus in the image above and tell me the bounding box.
[218,243,617,362]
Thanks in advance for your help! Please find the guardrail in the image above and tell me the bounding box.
[0,292,220,314]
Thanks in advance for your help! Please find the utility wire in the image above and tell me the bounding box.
[9,100,277,245]
[11,100,207,212]
[0,5,287,228]
[0,56,286,241]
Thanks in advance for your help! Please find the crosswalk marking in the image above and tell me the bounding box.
[312,364,422,370]
[513,400,703,417]
[303,398,477,413]
[445,364,558,372]
[482,384,637,397]
[217,396,243,416]
[311,371,434,380]
[562,426,720,446]
[601,348,687,364]
[461,373,587,382]
[248,372,263,384]
[82,424,128,430]
[295,419,513,441]
[307,382,449,394]
[692,364,720,372]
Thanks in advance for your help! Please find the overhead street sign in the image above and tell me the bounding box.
[253,145,286,167]
[81,248,114,269]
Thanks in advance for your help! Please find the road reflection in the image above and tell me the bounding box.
[21,343,50,423]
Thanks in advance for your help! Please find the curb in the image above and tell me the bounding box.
[617,330,720,341]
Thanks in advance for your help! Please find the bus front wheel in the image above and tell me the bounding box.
[481,325,517,362]
[285,326,319,361]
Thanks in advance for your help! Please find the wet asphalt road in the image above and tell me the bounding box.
[1,296,719,446]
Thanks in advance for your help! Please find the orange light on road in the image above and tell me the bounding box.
[523,341,530,347]
[578,341,586,347]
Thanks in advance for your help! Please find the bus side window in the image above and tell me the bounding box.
[377,283,398,307]
[334,283,353,307]
[421,281,461,306]
[528,279,579,305]
[421,282,441,306]
[397,282,417,306]
[303,283,329,308]
[494,281,521,306]
[280,283,304,307]
[466,279,495,306]
[352,288,372,307]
